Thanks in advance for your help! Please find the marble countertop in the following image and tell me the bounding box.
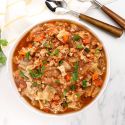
[0,0,125,125]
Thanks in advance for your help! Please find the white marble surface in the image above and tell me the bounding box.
[0,0,125,125]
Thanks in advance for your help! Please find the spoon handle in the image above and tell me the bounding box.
[79,13,123,37]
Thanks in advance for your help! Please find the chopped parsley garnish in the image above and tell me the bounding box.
[71,61,79,82]
[70,84,76,91]
[73,34,81,41]
[76,44,84,49]
[47,49,51,55]
[61,101,68,108]
[84,48,90,53]
[31,82,38,87]
[59,60,63,66]
[55,79,60,84]
[82,80,87,88]
[19,70,28,79]
[29,66,45,78]
[71,72,78,82]
[51,49,59,56]
[42,60,47,65]
[95,48,100,54]
[63,89,67,96]
[25,51,30,60]
[41,65,45,70]
[43,42,53,49]
[75,93,80,98]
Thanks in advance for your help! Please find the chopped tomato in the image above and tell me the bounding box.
[43,108,49,112]
[19,50,26,56]
[94,79,103,87]
[19,82,27,89]
[28,43,32,48]
[18,55,24,60]
[92,72,99,81]
[63,35,69,43]
[34,34,45,42]
[83,38,90,45]
[65,74,71,82]
[48,22,55,25]
[53,95,60,101]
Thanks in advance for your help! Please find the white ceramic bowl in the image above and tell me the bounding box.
[8,18,110,117]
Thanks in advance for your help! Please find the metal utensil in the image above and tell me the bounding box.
[78,0,125,29]
[92,0,125,29]
[45,0,123,37]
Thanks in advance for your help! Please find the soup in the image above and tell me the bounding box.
[12,20,106,114]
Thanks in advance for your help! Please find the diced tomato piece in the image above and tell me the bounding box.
[28,43,32,48]
[83,38,90,45]
[65,74,71,82]
[92,72,99,81]
[19,82,27,89]
[19,50,26,56]
[43,108,49,112]
[34,34,45,42]
[94,79,103,87]
[63,35,69,43]
[41,34,45,39]
[53,95,60,101]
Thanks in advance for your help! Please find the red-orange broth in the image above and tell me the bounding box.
[12,20,106,114]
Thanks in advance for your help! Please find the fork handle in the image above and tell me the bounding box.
[101,5,125,29]
[79,13,123,37]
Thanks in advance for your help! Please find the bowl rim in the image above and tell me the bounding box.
[7,18,110,117]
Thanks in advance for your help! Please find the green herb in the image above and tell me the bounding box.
[84,48,90,53]
[59,60,63,66]
[74,61,79,71]
[70,84,76,91]
[29,66,45,78]
[55,79,60,84]
[41,65,45,70]
[95,48,100,54]
[0,39,8,46]
[25,51,30,60]
[51,49,59,56]
[43,42,53,49]
[61,101,68,108]
[71,62,79,82]
[76,44,84,49]
[0,48,7,65]
[19,70,25,78]
[0,39,8,65]
[73,34,81,41]
[19,70,28,79]
[75,93,80,98]
[82,80,87,88]
[63,89,67,96]
[47,49,51,55]
[42,60,47,65]
[31,82,38,87]
[43,42,48,48]
[71,72,78,82]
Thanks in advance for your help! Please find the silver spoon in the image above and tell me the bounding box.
[45,0,123,37]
